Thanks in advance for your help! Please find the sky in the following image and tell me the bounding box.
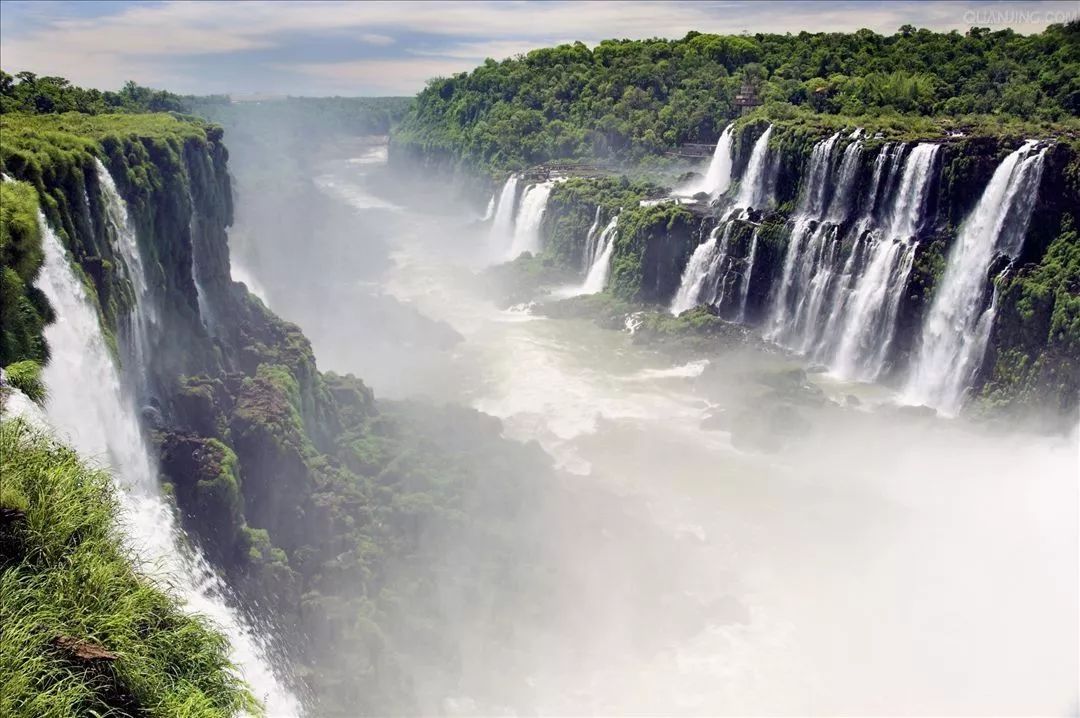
[1,0,1077,97]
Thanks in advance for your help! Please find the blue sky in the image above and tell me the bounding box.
[1,0,1077,96]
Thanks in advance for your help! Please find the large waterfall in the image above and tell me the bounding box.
[35,200,300,714]
[670,224,729,315]
[508,180,555,259]
[767,139,939,380]
[904,141,1047,414]
[580,214,620,294]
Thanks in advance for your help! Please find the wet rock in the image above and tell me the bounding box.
[807,364,829,374]
[845,394,862,407]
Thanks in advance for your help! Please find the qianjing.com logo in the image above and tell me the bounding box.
[963,6,1080,25]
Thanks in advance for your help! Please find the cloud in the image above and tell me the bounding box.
[360,33,396,46]
[0,1,1070,95]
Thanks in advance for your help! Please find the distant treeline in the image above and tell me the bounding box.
[394,22,1080,169]
[0,70,413,135]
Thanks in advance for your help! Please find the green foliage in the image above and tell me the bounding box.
[3,360,46,404]
[0,420,260,718]
[982,227,1080,412]
[0,180,50,365]
[0,72,187,116]
[394,22,1080,172]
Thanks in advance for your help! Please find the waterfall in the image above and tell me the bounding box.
[488,175,520,255]
[732,125,774,212]
[824,138,862,223]
[581,206,603,272]
[481,193,496,221]
[94,159,157,381]
[580,214,619,295]
[766,136,939,373]
[690,124,735,198]
[670,224,729,315]
[508,180,554,259]
[904,141,1046,414]
[736,228,760,323]
[826,143,940,379]
[765,133,847,345]
[34,213,301,716]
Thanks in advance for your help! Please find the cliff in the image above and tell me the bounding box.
[1,112,555,714]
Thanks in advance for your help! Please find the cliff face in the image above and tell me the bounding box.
[1,113,556,714]
[537,123,1080,414]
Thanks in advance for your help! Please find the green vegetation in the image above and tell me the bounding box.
[0,180,49,366]
[3,360,46,404]
[0,420,259,718]
[1,72,188,116]
[395,22,1080,172]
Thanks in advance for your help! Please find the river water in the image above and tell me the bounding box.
[249,139,1079,716]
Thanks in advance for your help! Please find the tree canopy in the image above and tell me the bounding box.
[394,22,1080,171]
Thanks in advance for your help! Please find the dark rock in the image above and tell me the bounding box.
[845,394,862,407]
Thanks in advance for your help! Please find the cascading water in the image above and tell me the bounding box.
[731,125,774,212]
[767,137,940,379]
[904,141,1046,414]
[488,175,520,256]
[508,180,555,259]
[670,224,729,315]
[681,124,734,198]
[766,133,847,345]
[481,193,496,221]
[580,214,619,295]
[34,214,301,716]
[94,159,157,381]
[581,206,603,272]
[736,228,760,322]
[827,143,940,379]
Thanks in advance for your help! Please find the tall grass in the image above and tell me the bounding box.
[0,419,260,717]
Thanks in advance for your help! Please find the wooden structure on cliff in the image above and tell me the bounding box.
[735,80,763,115]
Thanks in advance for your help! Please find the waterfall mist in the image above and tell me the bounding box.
[179,118,1076,716]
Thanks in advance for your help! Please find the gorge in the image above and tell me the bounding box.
[2,16,1079,718]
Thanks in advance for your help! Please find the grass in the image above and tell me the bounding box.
[0,419,261,718]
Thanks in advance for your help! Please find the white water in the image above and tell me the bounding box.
[828,143,939,380]
[670,224,725,315]
[488,175,520,258]
[481,193,496,221]
[767,139,941,382]
[731,125,773,212]
[735,228,759,323]
[581,206,603,272]
[904,141,1047,414]
[580,214,619,294]
[508,181,555,259]
[681,124,734,198]
[34,214,300,716]
[94,159,158,378]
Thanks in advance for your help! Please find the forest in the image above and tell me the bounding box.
[394,22,1080,171]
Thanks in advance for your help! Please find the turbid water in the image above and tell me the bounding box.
[251,139,1078,716]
